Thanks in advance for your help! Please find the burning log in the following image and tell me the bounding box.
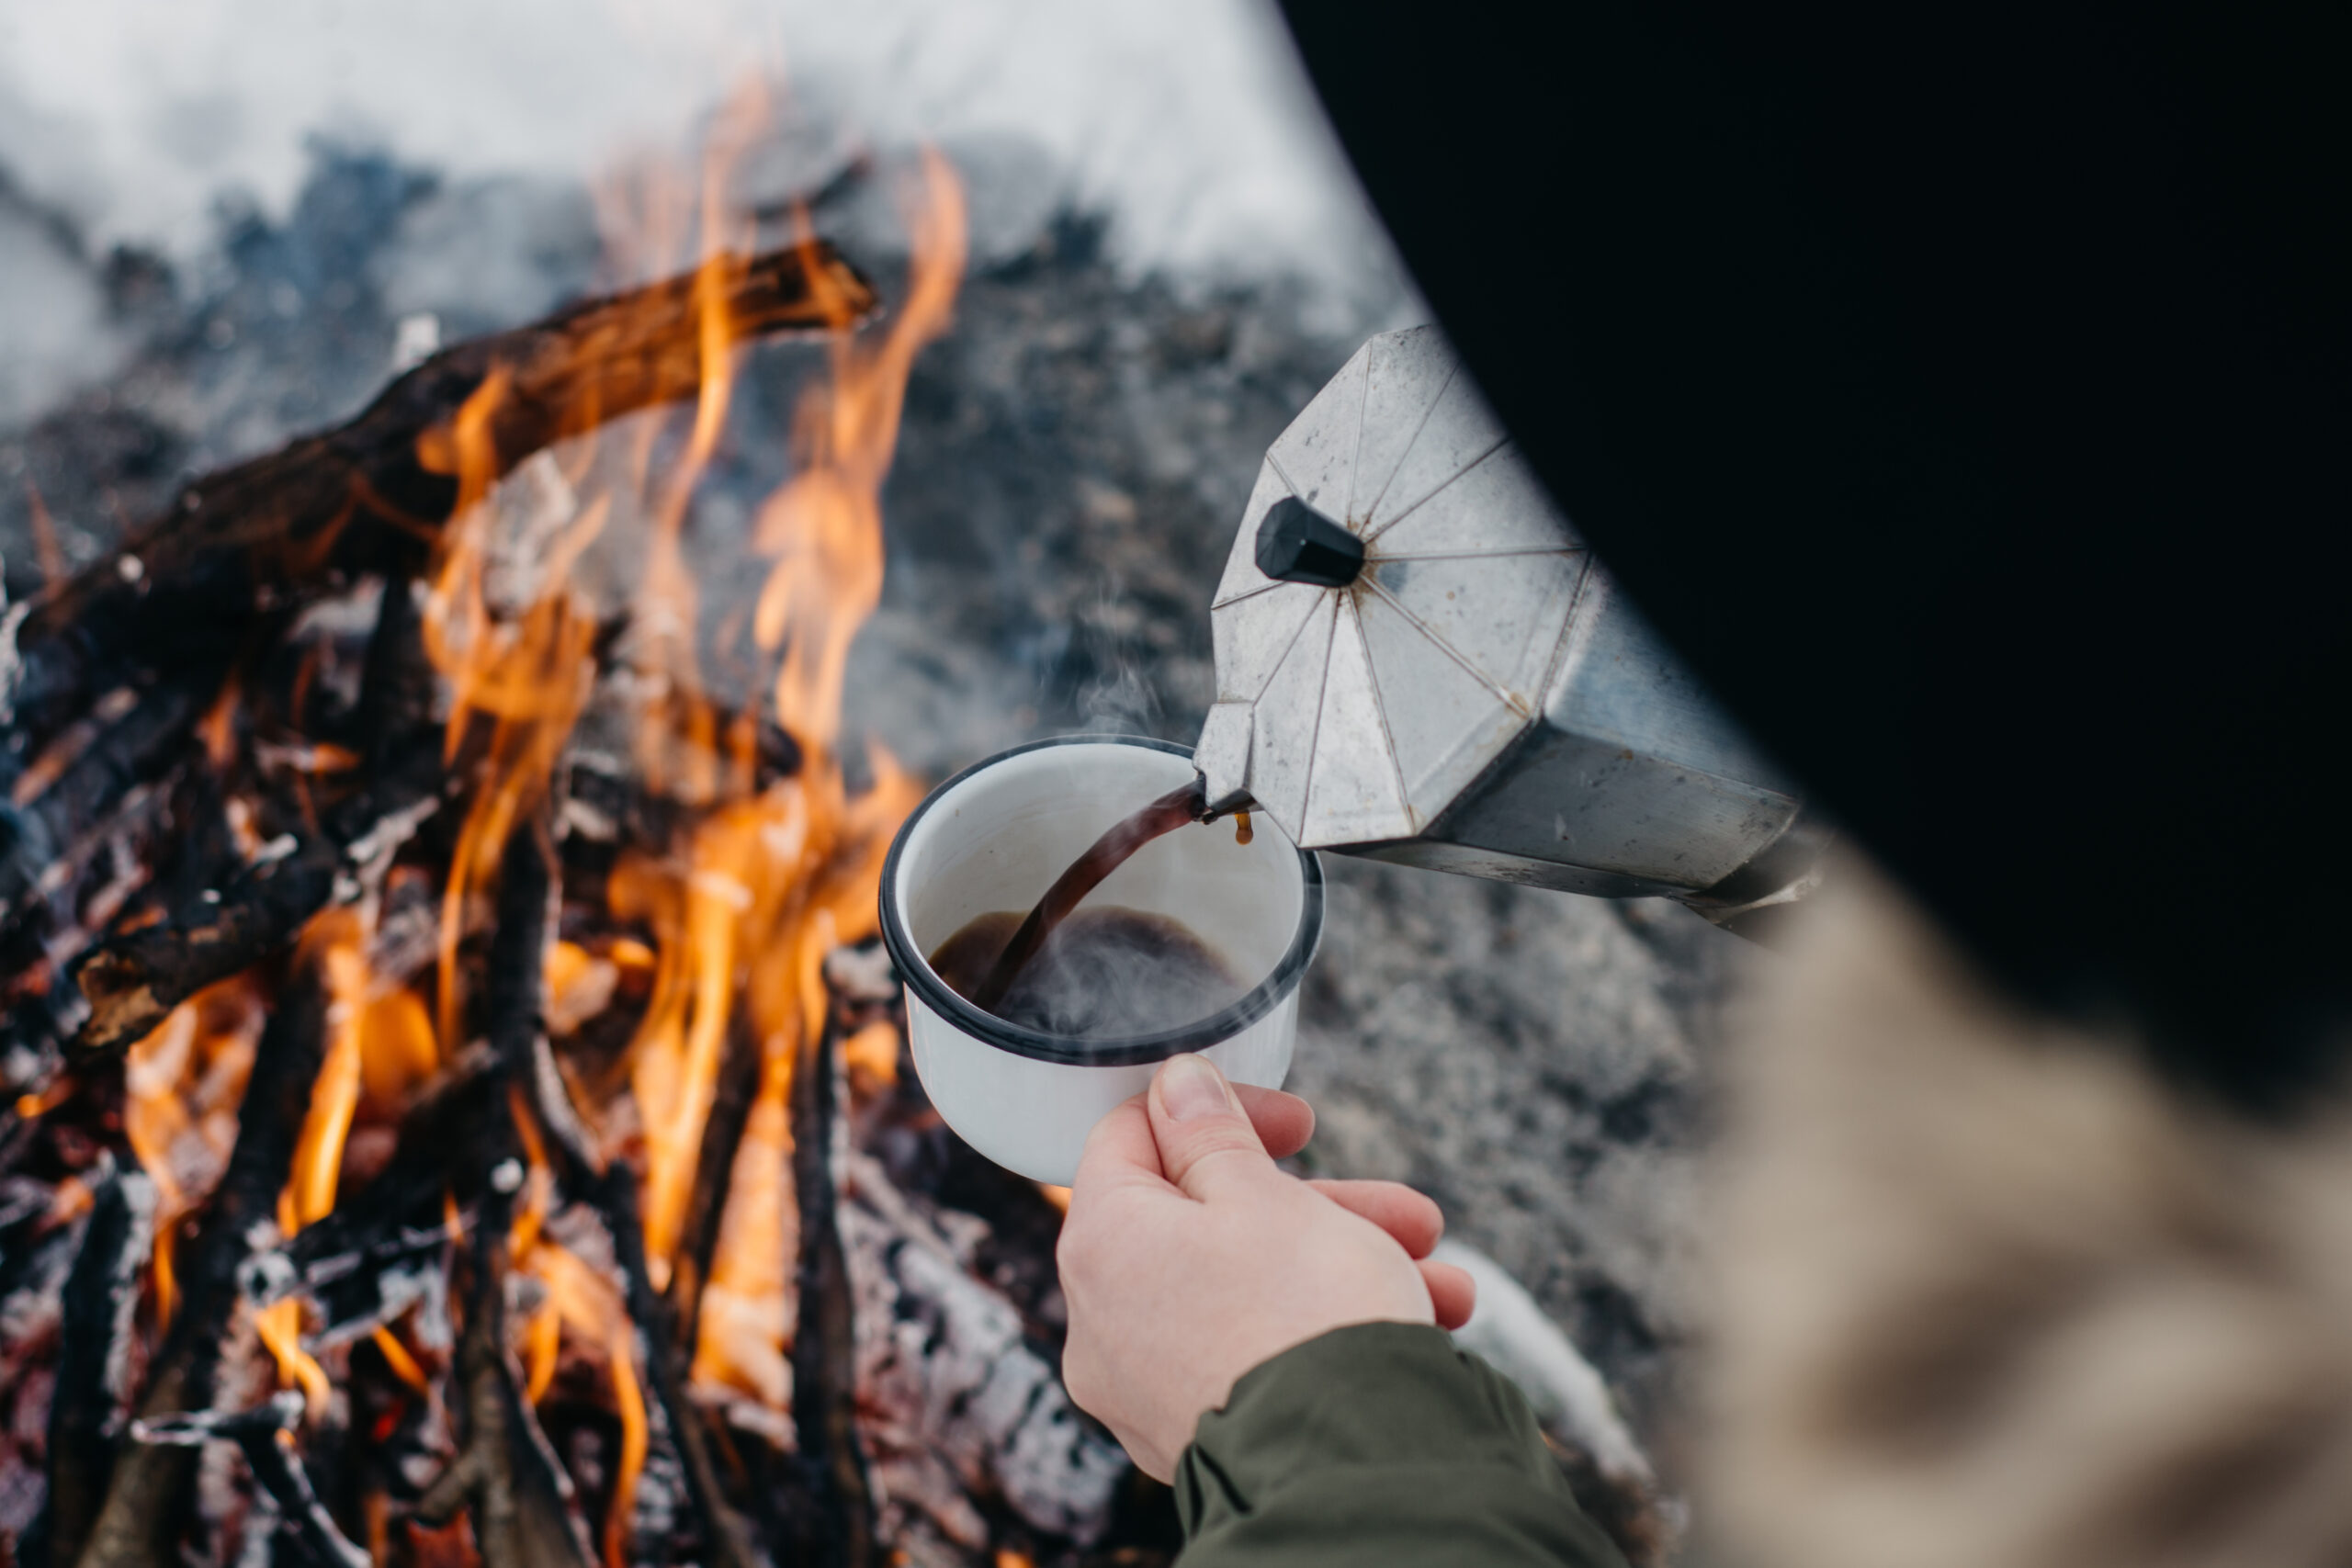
[493,810,764,1568]
[27,1160,153,1568]
[66,783,441,1062]
[397,829,599,1568]
[0,685,217,1094]
[68,574,447,1060]
[594,1166,763,1568]
[417,1201,600,1568]
[487,823,601,1191]
[0,242,876,1031]
[74,971,334,1568]
[664,1016,761,1357]
[594,1065,772,1568]
[129,1393,368,1568]
[237,1055,489,1345]
[789,998,878,1568]
[0,241,876,754]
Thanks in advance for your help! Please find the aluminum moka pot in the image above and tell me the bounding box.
[1193,325,1826,935]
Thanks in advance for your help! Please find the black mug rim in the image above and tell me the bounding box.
[877,735,1325,1067]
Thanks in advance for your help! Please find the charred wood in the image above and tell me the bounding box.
[418,945,595,1568]
[556,716,799,880]
[73,971,333,1568]
[0,678,218,942]
[0,774,245,1095]
[556,753,692,869]
[788,1013,877,1568]
[0,242,877,773]
[498,802,760,1568]
[0,1122,41,1193]
[239,1054,492,1344]
[0,756,203,1071]
[488,821,599,1188]
[352,569,436,781]
[67,766,440,1060]
[593,1165,763,1568]
[415,1209,597,1568]
[666,1015,761,1356]
[130,1393,368,1568]
[68,575,446,1059]
[25,1161,153,1568]
[842,1154,1124,1546]
[65,830,335,1060]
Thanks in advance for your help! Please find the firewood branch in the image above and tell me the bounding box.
[130,1393,370,1568]
[790,1005,878,1568]
[33,1159,155,1568]
[420,1202,600,1568]
[69,566,445,1058]
[497,808,764,1568]
[2,241,874,749]
[74,971,335,1568]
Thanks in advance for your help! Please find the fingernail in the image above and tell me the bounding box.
[1159,1054,1231,1121]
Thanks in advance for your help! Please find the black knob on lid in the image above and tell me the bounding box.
[1255,496,1365,588]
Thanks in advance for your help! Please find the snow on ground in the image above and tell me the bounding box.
[0,0,1385,288]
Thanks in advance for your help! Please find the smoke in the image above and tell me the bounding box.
[0,0,1391,295]
[993,906,1239,1043]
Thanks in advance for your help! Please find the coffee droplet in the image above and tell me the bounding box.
[1233,810,1253,847]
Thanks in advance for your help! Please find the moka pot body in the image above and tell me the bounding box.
[1193,325,1824,930]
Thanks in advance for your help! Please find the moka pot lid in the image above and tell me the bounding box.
[1197,324,1589,850]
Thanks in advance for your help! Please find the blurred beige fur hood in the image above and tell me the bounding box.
[1711,857,2352,1568]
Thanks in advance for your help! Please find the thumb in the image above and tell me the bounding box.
[1148,1054,1282,1202]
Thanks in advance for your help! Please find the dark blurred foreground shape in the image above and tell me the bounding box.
[1277,0,2352,1111]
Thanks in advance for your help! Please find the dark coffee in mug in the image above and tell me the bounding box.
[930,906,1238,1038]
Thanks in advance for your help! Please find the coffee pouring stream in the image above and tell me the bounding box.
[1193,326,1827,940]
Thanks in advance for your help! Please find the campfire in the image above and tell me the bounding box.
[0,111,1144,1568]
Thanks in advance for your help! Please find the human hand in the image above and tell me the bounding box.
[1057,1053,1476,1481]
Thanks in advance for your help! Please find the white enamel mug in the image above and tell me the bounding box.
[877,736,1324,1185]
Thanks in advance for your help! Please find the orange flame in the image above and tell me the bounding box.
[123,976,266,1327]
[286,909,371,1229]
[755,149,967,750]
[23,479,66,586]
[421,372,605,1053]
[841,1019,901,1088]
[515,1237,647,1568]
[602,138,959,1416]
[256,906,444,1414]
[370,80,959,1526]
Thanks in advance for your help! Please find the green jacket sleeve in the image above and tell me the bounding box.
[1172,1321,1629,1568]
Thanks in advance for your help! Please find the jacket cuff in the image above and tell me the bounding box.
[1174,1321,1624,1566]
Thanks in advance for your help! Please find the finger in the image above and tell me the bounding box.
[1234,1083,1315,1160]
[1069,1093,1175,1213]
[1420,1259,1477,1331]
[1146,1054,1283,1203]
[1306,1179,1444,1258]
